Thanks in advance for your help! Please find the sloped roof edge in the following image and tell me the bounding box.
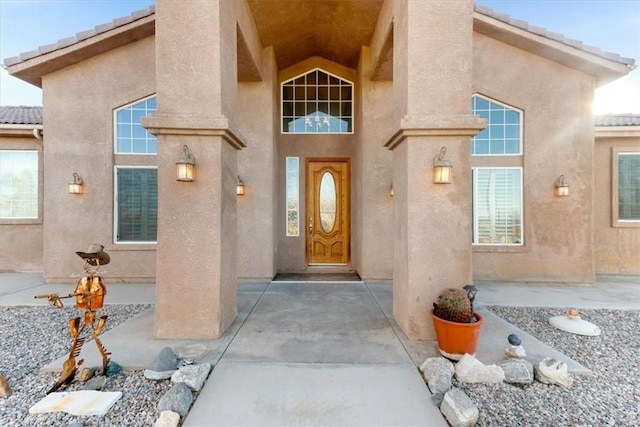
[473,5,635,86]
[3,3,635,87]
[3,6,155,87]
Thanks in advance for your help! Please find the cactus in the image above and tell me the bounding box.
[433,288,473,323]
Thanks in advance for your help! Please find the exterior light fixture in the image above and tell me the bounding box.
[176,145,195,182]
[236,176,245,195]
[433,146,453,184]
[68,173,84,194]
[555,175,569,197]
[390,185,394,197]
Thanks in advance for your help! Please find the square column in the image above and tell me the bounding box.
[144,0,245,338]
[388,0,484,340]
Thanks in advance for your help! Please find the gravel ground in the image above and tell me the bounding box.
[2,305,639,426]
[457,307,640,427]
[0,304,172,427]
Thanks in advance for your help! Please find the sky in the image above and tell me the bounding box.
[1,0,639,114]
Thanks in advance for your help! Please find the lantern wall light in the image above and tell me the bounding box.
[236,176,245,196]
[555,175,569,197]
[176,145,196,182]
[433,146,453,184]
[68,173,84,194]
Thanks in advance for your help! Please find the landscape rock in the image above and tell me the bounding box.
[157,383,193,417]
[504,344,527,359]
[67,423,84,427]
[76,368,95,383]
[171,363,212,392]
[84,375,107,391]
[145,369,176,381]
[535,357,572,387]
[420,357,454,407]
[455,353,505,384]
[440,387,479,427]
[154,410,180,427]
[29,391,122,416]
[500,359,534,385]
[106,361,122,376]
[149,347,179,372]
[507,334,521,346]
[0,373,11,398]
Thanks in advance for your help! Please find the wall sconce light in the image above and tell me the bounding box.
[236,176,245,195]
[390,185,394,197]
[68,173,84,194]
[176,145,196,182]
[555,175,569,197]
[433,146,453,184]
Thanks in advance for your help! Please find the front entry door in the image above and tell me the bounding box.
[306,159,350,265]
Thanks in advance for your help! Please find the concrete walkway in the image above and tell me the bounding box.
[1,273,638,426]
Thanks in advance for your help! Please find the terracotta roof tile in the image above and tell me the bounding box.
[0,106,43,125]
[595,114,640,126]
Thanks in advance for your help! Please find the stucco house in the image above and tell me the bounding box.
[1,0,638,340]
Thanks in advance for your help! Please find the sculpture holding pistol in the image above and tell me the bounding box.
[35,244,112,393]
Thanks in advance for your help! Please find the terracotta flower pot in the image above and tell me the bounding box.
[430,309,483,361]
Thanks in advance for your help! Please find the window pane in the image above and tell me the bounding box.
[115,96,157,154]
[618,154,640,220]
[0,150,38,219]
[116,168,157,242]
[281,69,353,134]
[472,95,521,155]
[474,168,522,245]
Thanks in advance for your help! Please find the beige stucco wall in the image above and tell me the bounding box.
[41,36,156,282]
[472,33,597,284]
[0,131,43,271]
[594,134,640,274]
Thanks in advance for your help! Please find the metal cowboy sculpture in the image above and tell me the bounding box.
[35,244,112,394]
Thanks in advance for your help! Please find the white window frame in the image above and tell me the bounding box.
[114,166,158,244]
[113,95,157,155]
[0,149,39,221]
[473,167,524,246]
[612,147,640,227]
[471,94,523,156]
[281,68,354,134]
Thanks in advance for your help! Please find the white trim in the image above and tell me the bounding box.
[472,166,524,246]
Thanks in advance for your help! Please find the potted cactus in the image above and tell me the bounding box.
[430,285,483,361]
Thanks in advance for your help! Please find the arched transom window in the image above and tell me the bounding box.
[282,69,353,134]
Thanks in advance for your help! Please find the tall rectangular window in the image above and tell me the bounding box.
[115,167,157,242]
[473,168,523,245]
[617,153,640,222]
[286,157,299,236]
[0,150,38,219]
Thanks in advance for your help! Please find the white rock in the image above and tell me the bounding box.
[535,357,573,387]
[503,344,527,359]
[171,363,212,392]
[440,387,479,427]
[454,353,505,384]
[29,391,122,416]
[154,410,180,427]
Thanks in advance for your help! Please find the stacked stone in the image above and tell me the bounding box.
[421,334,574,426]
[142,346,213,427]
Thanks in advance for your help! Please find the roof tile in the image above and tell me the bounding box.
[0,106,43,125]
[595,114,640,127]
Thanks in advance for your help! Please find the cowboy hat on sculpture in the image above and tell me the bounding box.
[76,244,110,266]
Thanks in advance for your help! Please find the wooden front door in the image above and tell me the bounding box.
[306,159,350,265]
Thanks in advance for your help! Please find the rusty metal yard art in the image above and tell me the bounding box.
[34,244,112,393]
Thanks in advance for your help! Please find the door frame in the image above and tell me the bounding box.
[305,157,351,266]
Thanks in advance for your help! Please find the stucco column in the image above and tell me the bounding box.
[386,0,485,340]
[143,0,246,338]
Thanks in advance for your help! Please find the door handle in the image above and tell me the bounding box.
[309,217,313,236]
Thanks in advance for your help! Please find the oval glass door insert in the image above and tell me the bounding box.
[319,172,337,233]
